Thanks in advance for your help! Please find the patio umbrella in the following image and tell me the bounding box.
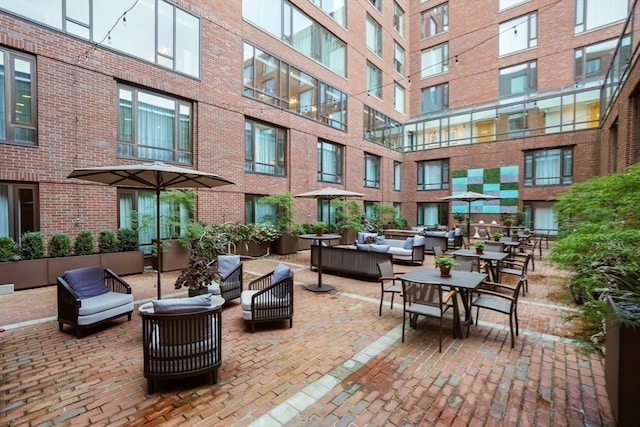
[67,161,234,300]
[295,186,365,229]
[440,191,500,239]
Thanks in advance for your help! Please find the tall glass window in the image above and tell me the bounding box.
[499,61,537,98]
[366,62,382,98]
[420,2,448,39]
[0,182,38,240]
[363,105,402,149]
[0,49,37,144]
[417,203,446,226]
[524,147,573,186]
[394,82,405,114]
[117,86,192,164]
[366,14,382,56]
[393,161,401,191]
[574,36,631,82]
[417,160,449,190]
[364,153,381,188]
[499,0,528,10]
[244,119,287,176]
[499,12,537,56]
[245,194,276,224]
[575,0,628,33]
[243,0,346,77]
[393,41,405,75]
[309,0,346,27]
[393,2,405,36]
[421,83,449,114]
[317,140,343,183]
[421,43,449,78]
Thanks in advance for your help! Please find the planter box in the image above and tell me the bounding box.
[0,259,49,290]
[151,239,190,272]
[48,254,101,285]
[605,297,640,427]
[234,241,270,258]
[100,251,145,276]
[340,227,357,245]
[298,237,312,251]
[272,232,298,255]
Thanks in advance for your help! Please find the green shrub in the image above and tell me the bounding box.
[117,228,139,252]
[0,236,17,262]
[98,230,118,253]
[74,230,94,255]
[48,232,72,257]
[20,231,45,260]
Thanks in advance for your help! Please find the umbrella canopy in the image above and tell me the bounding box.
[440,191,500,239]
[68,161,234,300]
[295,186,365,228]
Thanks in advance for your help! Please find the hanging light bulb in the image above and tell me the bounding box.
[122,13,127,25]
[107,33,112,44]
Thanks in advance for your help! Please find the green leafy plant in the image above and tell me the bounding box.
[474,241,485,250]
[548,164,640,349]
[0,236,17,262]
[372,202,398,226]
[117,228,139,252]
[74,230,94,255]
[19,231,45,260]
[333,200,364,232]
[258,192,299,234]
[47,232,72,258]
[312,221,327,233]
[492,232,504,241]
[434,256,457,268]
[98,230,118,254]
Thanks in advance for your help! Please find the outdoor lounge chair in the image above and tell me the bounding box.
[207,255,243,303]
[57,265,134,338]
[241,263,294,332]
[141,294,222,394]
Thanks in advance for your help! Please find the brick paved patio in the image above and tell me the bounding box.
[0,249,615,426]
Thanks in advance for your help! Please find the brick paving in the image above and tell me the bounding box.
[0,248,616,426]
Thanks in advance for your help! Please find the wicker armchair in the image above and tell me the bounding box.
[141,296,223,394]
[241,264,294,332]
[57,266,134,338]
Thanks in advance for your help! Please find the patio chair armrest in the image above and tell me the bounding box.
[474,288,515,302]
[104,268,132,294]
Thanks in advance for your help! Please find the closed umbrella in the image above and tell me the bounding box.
[440,191,500,239]
[68,161,234,300]
[295,186,365,228]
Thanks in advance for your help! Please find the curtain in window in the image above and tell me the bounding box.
[138,192,156,255]
[137,93,175,161]
[419,204,439,226]
[0,185,8,237]
[119,194,133,230]
[255,202,275,224]
[424,162,442,189]
[534,206,557,235]
[535,150,560,184]
[255,126,276,174]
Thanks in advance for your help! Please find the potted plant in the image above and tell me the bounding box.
[474,241,485,254]
[434,256,456,277]
[74,230,95,256]
[259,192,299,255]
[492,232,504,241]
[333,200,364,245]
[312,221,328,236]
[175,222,228,296]
[548,165,640,426]
[48,232,72,258]
[100,228,144,276]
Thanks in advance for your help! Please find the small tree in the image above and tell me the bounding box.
[117,228,139,252]
[0,236,17,262]
[258,192,299,234]
[333,200,364,232]
[19,231,45,260]
[74,230,94,255]
[98,230,119,254]
[48,232,72,257]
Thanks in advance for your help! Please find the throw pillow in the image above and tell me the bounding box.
[369,244,390,253]
[403,237,414,250]
[375,235,386,244]
[356,243,371,251]
[153,294,212,314]
[64,266,109,299]
[364,235,378,244]
[217,255,240,279]
[413,235,425,247]
[272,262,292,284]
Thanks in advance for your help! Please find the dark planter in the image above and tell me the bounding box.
[48,254,101,285]
[476,248,484,254]
[438,266,451,277]
[0,258,49,290]
[272,232,298,255]
[100,251,145,276]
[234,241,270,257]
[188,287,209,297]
[605,296,640,427]
[151,239,190,272]
[340,227,358,245]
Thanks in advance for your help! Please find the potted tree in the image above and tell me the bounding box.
[0,232,48,290]
[333,199,364,245]
[434,256,456,277]
[312,221,328,236]
[492,232,504,241]
[259,192,300,255]
[474,241,485,254]
[99,228,144,276]
[548,164,640,426]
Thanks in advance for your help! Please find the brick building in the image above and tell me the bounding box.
[0,0,638,250]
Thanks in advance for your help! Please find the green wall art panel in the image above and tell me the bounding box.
[450,166,519,214]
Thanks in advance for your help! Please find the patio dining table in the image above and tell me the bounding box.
[398,268,487,338]
[452,249,509,281]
